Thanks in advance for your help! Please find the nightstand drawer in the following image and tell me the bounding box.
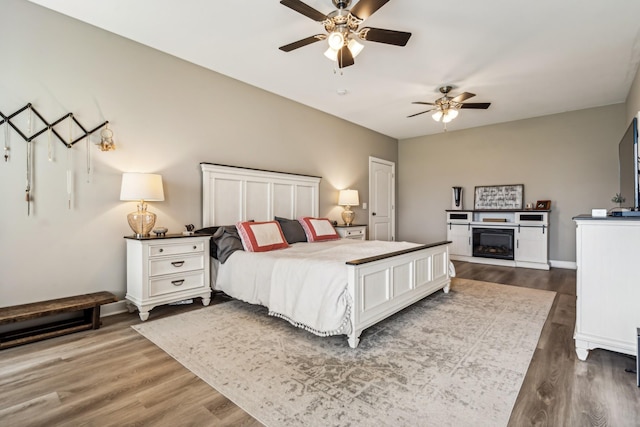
[342,228,365,238]
[148,241,204,257]
[149,254,204,277]
[149,271,205,297]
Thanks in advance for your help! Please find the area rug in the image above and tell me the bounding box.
[132,278,555,427]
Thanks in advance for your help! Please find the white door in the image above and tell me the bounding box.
[369,157,395,241]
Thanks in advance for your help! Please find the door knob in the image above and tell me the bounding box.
[372,212,377,216]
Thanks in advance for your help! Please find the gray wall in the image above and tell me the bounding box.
[397,104,626,263]
[0,0,396,307]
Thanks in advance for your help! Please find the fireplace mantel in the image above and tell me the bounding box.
[446,210,549,270]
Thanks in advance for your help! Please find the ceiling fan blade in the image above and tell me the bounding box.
[280,0,328,22]
[411,101,435,106]
[407,110,433,118]
[460,102,491,109]
[279,34,326,52]
[360,27,411,46]
[350,0,390,20]
[337,45,355,68]
[451,92,475,103]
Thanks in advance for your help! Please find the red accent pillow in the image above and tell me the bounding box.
[236,221,289,252]
[298,217,340,242]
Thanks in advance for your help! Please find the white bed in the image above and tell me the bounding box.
[201,163,451,348]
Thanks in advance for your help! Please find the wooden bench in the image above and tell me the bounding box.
[0,291,117,350]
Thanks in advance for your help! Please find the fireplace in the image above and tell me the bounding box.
[472,228,514,260]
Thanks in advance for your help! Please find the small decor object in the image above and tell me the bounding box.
[474,184,524,210]
[535,200,551,210]
[451,186,463,210]
[611,193,625,208]
[120,173,165,238]
[153,227,168,237]
[97,124,116,151]
[183,224,195,235]
[338,189,359,226]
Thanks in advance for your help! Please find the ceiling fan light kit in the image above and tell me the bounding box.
[279,0,411,69]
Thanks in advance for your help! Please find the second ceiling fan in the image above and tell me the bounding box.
[279,0,412,68]
[408,86,491,125]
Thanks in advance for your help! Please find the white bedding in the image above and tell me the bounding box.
[213,239,420,336]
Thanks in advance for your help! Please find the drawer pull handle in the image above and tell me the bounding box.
[171,261,185,267]
[171,279,185,286]
[159,248,164,253]
[193,245,197,250]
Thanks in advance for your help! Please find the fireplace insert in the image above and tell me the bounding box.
[472,228,514,260]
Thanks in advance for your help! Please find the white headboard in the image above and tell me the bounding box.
[201,163,321,226]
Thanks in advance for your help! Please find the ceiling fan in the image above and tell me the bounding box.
[278,0,412,69]
[408,86,491,126]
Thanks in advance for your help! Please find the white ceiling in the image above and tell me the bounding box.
[28,0,640,140]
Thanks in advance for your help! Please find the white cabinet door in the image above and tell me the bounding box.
[515,226,547,263]
[447,223,471,256]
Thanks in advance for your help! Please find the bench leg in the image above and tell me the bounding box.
[83,306,101,329]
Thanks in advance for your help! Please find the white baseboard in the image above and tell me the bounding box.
[549,259,577,270]
[101,300,130,317]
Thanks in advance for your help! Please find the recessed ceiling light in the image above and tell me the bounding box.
[337,89,348,96]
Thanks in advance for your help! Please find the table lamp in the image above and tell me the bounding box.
[338,189,359,226]
[120,173,164,238]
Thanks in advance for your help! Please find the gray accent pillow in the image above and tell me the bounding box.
[212,225,244,263]
[275,216,307,244]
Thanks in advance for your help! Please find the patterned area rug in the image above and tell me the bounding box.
[133,278,555,427]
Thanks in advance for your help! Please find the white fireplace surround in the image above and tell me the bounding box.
[446,210,550,270]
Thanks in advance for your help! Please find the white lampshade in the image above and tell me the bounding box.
[347,38,364,58]
[327,31,344,50]
[338,189,359,207]
[324,47,338,61]
[120,173,165,202]
[432,110,443,122]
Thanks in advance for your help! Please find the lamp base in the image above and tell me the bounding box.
[341,207,355,226]
[127,203,157,238]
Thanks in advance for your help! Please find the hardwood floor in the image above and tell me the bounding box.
[1,263,638,426]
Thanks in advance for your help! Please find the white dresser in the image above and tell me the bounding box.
[125,234,212,321]
[335,224,367,240]
[573,215,640,360]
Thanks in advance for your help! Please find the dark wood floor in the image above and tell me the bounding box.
[0,262,638,426]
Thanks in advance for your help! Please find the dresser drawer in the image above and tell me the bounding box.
[149,254,204,277]
[149,271,205,297]
[148,241,204,257]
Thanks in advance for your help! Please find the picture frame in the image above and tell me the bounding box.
[535,200,551,210]
[473,184,524,210]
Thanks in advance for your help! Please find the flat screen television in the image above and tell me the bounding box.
[618,117,639,210]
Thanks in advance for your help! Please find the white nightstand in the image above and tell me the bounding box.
[125,234,212,321]
[335,224,367,240]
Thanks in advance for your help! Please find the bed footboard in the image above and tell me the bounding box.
[346,241,451,348]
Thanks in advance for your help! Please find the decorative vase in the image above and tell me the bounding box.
[452,187,463,210]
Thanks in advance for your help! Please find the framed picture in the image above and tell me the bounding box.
[535,200,551,210]
[473,184,524,210]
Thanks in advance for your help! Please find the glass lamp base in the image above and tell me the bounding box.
[341,208,355,226]
[127,203,157,238]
